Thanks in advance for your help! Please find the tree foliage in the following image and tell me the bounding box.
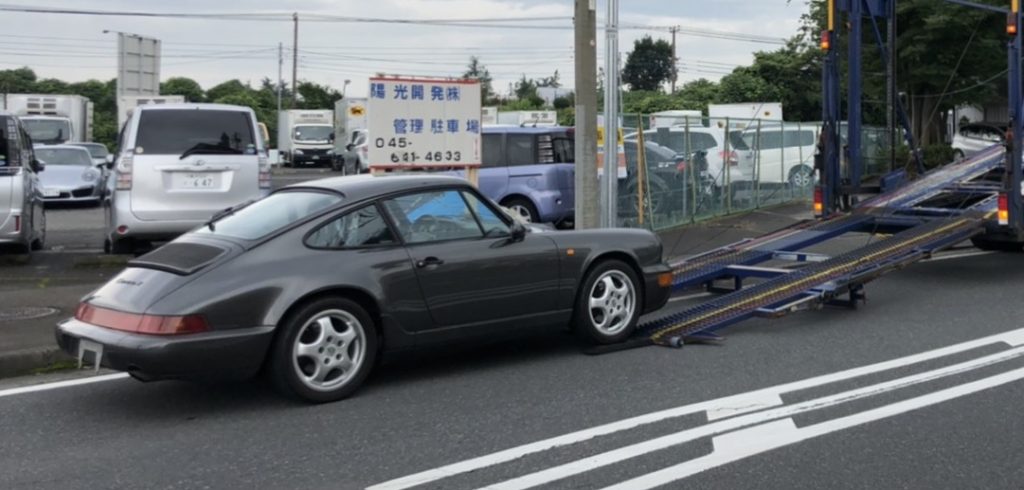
[160,77,205,102]
[622,35,677,92]
[463,56,495,104]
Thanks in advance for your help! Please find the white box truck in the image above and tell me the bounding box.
[2,94,93,144]
[332,98,368,173]
[709,102,784,130]
[278,109,335,167]
[117,95,186,130]
[497,110,558,127]
[649,110,703,128]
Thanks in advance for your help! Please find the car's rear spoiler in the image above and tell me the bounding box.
[128,242,228,276]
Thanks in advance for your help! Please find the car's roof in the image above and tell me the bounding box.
[69,142,106,147]
[34,144,90,152]
[136,103,254,113]
[287,174,470,200]
[20,115,69,120]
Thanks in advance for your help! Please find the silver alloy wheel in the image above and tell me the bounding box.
[790,167,813,188]
[292,309,366,392]
[509,204,534,223]
[587,270,636,336]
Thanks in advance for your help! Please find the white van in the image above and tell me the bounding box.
[105,103,271,254]
[737,124,818,187]
[0,112,46,255]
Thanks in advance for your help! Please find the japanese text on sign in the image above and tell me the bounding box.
[368,77,482,168]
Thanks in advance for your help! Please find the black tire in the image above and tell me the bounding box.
[573,259,642,345]
[268,297,378,403]
[502,197,540,223]
[788,165,814,188]
[953,150,966,163]
[30,212,45,251]
[106,237,135,255]
[971,236,1024,252]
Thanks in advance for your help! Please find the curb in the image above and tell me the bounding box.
[0,346,73,379]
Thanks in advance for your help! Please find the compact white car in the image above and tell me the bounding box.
[105,103,271,254]
[736,124,818,188]
[952,123,1005,162]
[0,112,46,255]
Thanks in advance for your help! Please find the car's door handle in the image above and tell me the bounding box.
[416,257,444,268]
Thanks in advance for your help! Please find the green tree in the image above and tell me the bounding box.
[622,36,677,92]
[205,79,249,103]
[161,77,205,102]
[296,80,341,109]
[463,56,495,103]
[675,78,720,113]
[0,67,37,93]
[537,70,561,88]
[512,74,544,108]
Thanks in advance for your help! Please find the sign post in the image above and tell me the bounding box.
[367,76,482,185]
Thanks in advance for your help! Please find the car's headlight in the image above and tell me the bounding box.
[294,149,304,155]
[81,170,98,182]
[327,149,335,155]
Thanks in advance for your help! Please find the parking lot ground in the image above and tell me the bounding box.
[0,166,812,379]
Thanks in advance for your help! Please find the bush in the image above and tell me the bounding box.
[922,144,955,170]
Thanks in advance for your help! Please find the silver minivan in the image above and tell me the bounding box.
[0,112,46,254]
[105,103,271,254]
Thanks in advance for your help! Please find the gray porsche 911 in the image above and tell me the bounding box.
[56,175,672,402]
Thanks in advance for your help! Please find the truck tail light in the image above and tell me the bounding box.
[258,154,271,189]
[115,152,133,190]
[820,30,832,51]
[998,193,1009,225]
[75,303,209,335]
[813,187,824,217]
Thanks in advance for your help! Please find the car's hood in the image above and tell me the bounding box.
[38,165,100,189]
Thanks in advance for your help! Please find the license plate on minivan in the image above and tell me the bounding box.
[173,172,220,190]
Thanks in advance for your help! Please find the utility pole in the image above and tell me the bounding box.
[887,2,896,172]
[670,26,679,93]
[574,0,599,230]
[601,0,619,228]
[292,12,299,109]
[277,42,283,113]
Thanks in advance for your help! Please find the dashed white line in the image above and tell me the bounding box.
[0,373,129,398]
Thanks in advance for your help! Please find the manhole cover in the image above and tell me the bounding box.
[0,306,60,322]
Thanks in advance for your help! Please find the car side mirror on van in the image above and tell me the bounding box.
[329,132,335,142]
[345,143,354,152]
[31,159,44,173]
[106,154,114,165]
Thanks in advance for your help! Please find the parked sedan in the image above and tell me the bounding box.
[33,145,105,204]
[56,175,672,402]
[69,142,114,168]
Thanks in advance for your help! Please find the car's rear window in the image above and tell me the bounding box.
[136,110,255,155]
[195,190,342,240]
[78,144,108,158]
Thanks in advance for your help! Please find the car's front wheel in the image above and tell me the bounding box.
[269,297,378,403]
[574,260,641,344]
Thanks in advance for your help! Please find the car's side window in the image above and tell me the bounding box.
[306,204,397,249]
[506,134,537,166]
[462,191,510,237]
[481,133,504,168]
[383,190,484,244]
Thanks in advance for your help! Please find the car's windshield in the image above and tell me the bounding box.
[23,119,71,144]
[136,110,255,155]
[35,148,91,166]
[194,190,342,240]
[76,144,108,158]
[294,125,333,142]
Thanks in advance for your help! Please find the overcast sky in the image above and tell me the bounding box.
[0,0,809,97]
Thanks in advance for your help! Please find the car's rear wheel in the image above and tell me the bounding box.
[503,197,539,223]
[953,150,966,163]
[788,165,814,188]
[30,212,45,251]
[105,237,135,255]
[574,260,641,344]
[269,297,378,403]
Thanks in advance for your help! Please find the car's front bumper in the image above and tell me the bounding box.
[641,263,673,314]
[55,318,275,381]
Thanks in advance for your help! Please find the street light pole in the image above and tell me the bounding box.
[574,0,600,230]
[292,12,299,109]
[601,0,619,228]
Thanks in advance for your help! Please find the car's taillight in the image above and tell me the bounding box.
[998,193,1009,225]
[75,303,209,335]
[258,154,271,189]
[719,150,739,166]
[676,161,688,172]
[115,152,133,190]
[813,187,824,217]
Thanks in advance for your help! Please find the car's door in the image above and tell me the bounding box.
[18,126,42,238]
[382,187,559,331]
[477,132,508,200]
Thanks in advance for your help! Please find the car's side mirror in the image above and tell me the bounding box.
[32,159,44,172]
[105,158,115,170]
[106,154,114,164]
[510,221,527,242]
[345,143,354,151]
[329,132,335,142]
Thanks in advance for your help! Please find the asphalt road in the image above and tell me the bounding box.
[2,249,1024,489]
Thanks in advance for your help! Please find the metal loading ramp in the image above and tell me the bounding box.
[636,217,985,348]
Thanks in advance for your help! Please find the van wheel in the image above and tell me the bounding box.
[30,213,45,251]
[953,150,965,163]
[106,237,135,255]
[503,197,539,223]
[788,165,814,188]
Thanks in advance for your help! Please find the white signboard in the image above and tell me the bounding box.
[367,77,482,168]
[117,33,161,96]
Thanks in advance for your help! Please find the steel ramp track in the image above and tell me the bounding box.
[668,214,874,289]
[642,217,983,347]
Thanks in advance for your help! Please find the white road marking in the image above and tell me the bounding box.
[0,373,129,398]
[925,250,993,262]
[480,345,1024,490]
[604,365,1024,489]
[369,327,1024,490]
